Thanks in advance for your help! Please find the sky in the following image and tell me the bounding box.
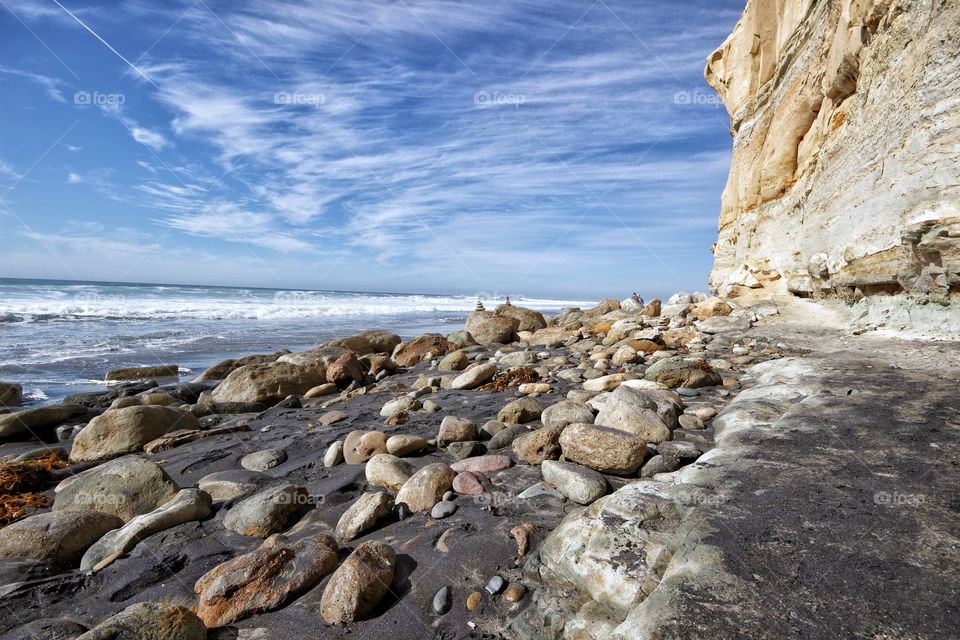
[0,0,744,299]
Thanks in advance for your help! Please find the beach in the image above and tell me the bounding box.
[0,279,593,405]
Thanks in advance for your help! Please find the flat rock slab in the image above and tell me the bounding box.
[517,335,960,639]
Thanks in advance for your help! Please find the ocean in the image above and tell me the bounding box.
[0,278,595,405]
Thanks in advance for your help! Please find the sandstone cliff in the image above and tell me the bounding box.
[706,0,959,301]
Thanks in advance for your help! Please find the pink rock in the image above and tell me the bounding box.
[450,455,513,475]
[452,471,484,496]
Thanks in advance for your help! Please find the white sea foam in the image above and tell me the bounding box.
[0,290,595,322]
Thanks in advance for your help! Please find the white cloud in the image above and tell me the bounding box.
[66,172,82,184]
[0,66,67,102]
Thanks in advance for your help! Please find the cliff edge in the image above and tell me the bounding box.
[706,0,960,304]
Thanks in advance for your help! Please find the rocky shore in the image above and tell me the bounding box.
[0,292,801,639]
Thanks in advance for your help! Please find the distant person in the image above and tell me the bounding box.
[631,292,644,306]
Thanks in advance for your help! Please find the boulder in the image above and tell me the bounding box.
[193,350,289,382]
[0,404,86,439]
[336,492,394,541]
[324,441,344,468]
[497,397,545,424]
[305,383,339,398]
[343,430,388,464]
[54,455,179,522]
[195,533,338,627]
[697,315,753,334]
[0,510,123,568]
[541,460,608,505]
[465,310,519,344]
[0,382,22,407]
[450,455,513,475]
[593,385,673,443]
[487,424,528,450]
[324,330,402,356]
[582,299,620,317]
[512,425,565,464]
[240,448,287,472]
[691,297,734,321]
[211,362,328,405]
[393,334,455,367]
[640,299,662,317]
[223,484,307,537]
[437,350,469,372]
[452,471,484,496]
[276,347,347,368]
[558,424,647,475]
[74,602,206,640]
[386,434,428,456]
[583,373,628,392]
[528,482,674,624]
[644,357,723,388]
[81,488,212,571]
[541,400,594,429]
[320,541,396,624]
[495,304,547,332]
[450,363,498,390]
[198,470,259,502]
[365,454,414,491]
[105,364,179,381]
[395,463,456,512]
[326,352,366,387]
[70,406,200,462]
[446,330,479,349]
[437,416,477,446]
[379,395,420,418]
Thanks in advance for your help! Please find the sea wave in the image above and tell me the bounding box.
[0,292,596,322]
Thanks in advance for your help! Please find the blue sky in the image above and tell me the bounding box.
[0,0,743,299]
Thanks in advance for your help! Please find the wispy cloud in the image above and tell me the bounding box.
[0,66,67,102]
[1,0,741,296]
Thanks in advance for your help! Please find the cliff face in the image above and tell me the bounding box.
[706,0,960,301]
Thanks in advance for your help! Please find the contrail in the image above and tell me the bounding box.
[51,0,157,87]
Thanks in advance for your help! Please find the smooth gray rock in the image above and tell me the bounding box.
[223,484,308,537]
[541,460,608,505]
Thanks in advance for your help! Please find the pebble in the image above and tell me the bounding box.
[323,441,344,467]
[466,591,481,611]
[452,471,484,496]
[511,523,535,556]
[430,500,458,519]
[676,387,700,397]
[503,583,527,603]
[485,575,506,595]
[442,490,455,502]
[433,586,452,614]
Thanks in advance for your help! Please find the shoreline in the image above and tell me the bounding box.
[0,292,955,638]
